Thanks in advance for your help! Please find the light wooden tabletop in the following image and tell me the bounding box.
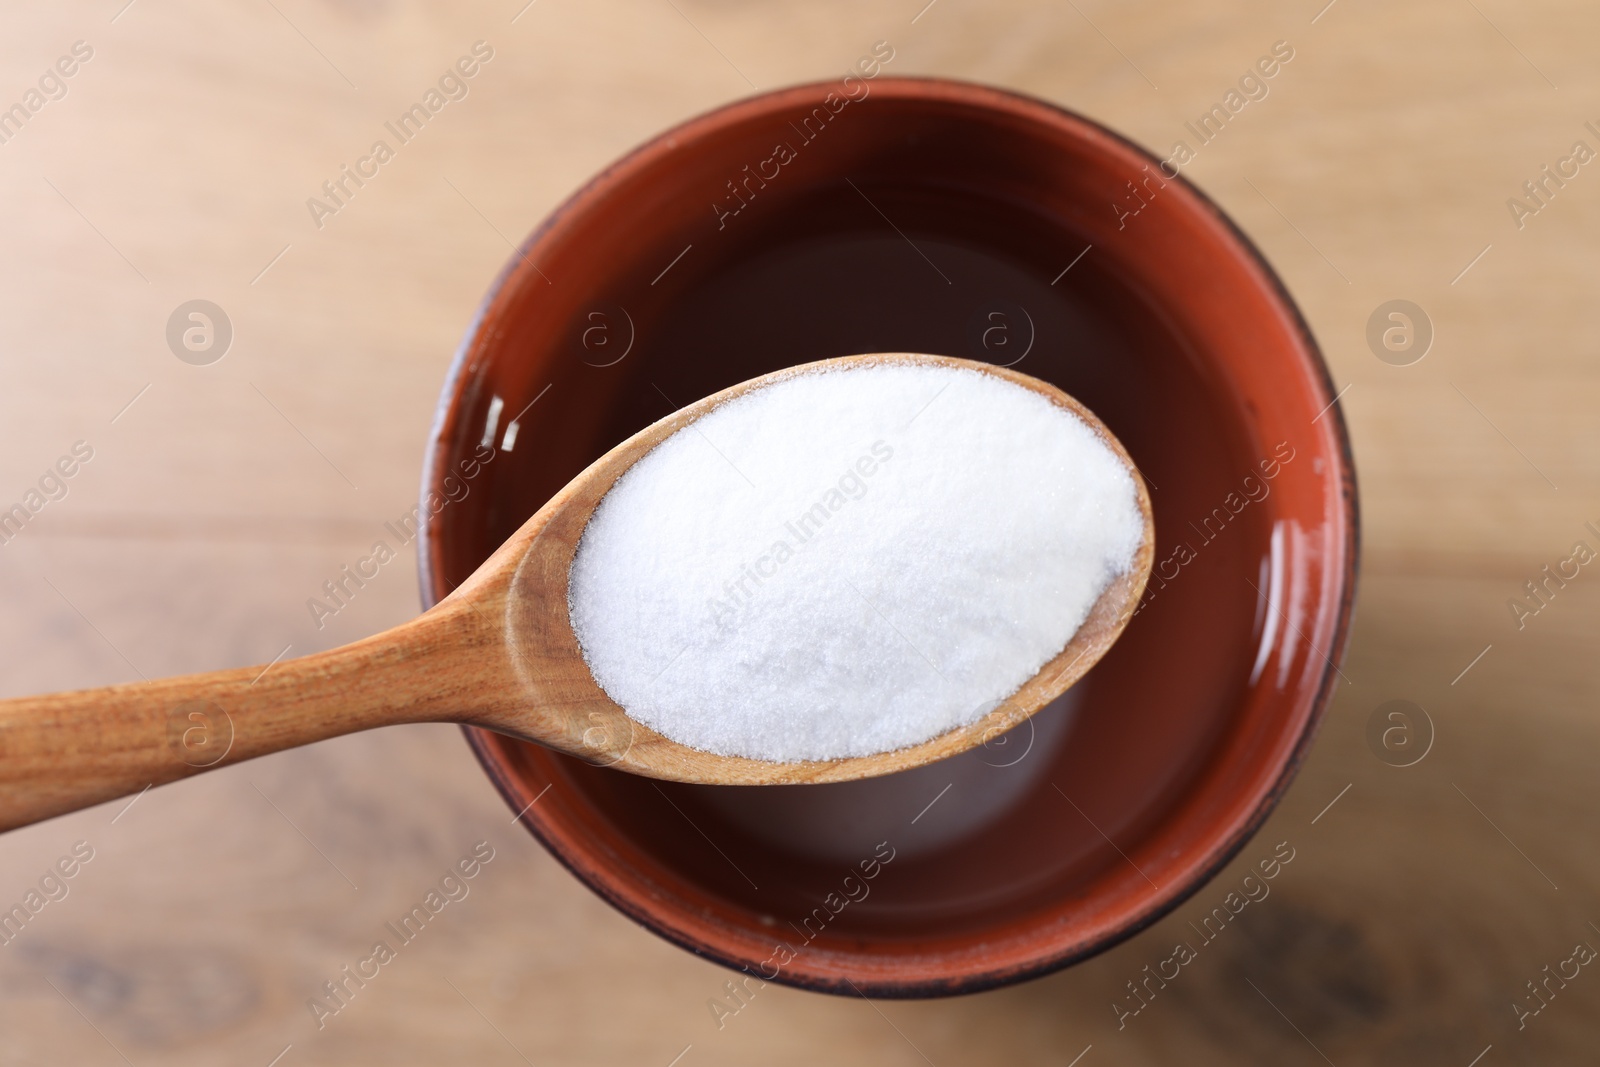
[2,1,1597,1063]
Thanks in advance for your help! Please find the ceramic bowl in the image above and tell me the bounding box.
[418,77,1357,996]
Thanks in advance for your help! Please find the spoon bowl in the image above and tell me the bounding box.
[0,353,1152,832]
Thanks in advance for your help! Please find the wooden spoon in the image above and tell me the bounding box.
[0,354,1153,833]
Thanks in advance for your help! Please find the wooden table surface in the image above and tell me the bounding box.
[3,1,1597,1063]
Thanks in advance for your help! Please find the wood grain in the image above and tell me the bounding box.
[0,1,1595,1064]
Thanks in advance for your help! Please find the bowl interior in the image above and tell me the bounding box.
[422,79,1354,995]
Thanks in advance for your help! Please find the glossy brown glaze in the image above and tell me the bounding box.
[419,77,1358,996]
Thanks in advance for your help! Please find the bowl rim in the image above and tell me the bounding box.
[418,74,1360,998]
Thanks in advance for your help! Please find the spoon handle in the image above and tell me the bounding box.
[0,600,496,832]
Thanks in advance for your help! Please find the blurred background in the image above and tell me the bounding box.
[1,1,1597,1063]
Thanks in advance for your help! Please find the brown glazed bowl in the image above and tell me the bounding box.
[418,77,1357,997]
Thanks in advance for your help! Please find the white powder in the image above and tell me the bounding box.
[566,359,1144,763]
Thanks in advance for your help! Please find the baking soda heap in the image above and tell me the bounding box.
[567,360,1144,762]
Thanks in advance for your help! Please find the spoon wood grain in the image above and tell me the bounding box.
[0,354,1153,833]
